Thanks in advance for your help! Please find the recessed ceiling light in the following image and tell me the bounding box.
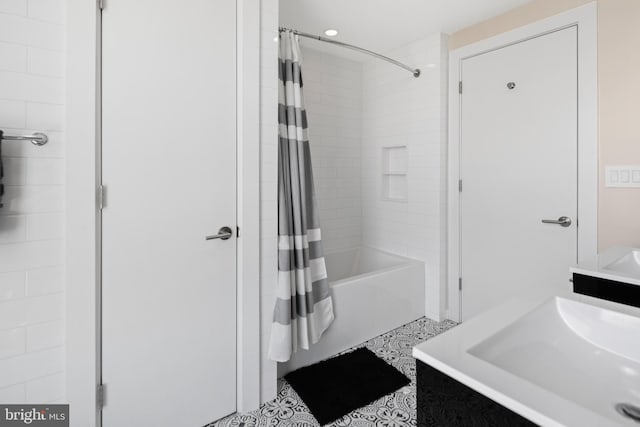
[324,29,338,37]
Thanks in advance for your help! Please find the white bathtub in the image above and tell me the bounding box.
[278,246,425,376]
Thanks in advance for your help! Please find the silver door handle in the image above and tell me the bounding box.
[205,226,233,240]
[541,216,572,227]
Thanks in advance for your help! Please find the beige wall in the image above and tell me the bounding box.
[597,0,640,249]
[450,0,640,250]
[449,0,592,50]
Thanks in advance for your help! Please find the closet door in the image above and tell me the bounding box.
[101,1,237,425]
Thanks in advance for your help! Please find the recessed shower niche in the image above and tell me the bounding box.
[382,145,408,202]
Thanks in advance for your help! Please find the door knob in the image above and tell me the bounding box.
[541,216,572,227]
[205,226,233,240]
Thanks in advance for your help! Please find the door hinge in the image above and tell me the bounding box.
[97,185,105,210]
[97,384,106,410]
[459,81,463,94]
[458,180,462,192]
[458,277,462,291]
[236,226,240,238]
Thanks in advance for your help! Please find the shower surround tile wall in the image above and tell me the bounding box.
[361,34,449,320]
[303,37,448,320]
[0,0,66,403]
[260,0,280,404]
[302,48,363,253]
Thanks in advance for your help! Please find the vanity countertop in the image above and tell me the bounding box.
[570,246,640,287]
[413,296,639,427]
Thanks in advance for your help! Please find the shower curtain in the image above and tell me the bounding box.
[268,30,335,362]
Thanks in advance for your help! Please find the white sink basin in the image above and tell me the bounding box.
[469,298,640,425]
[413,297,640,426]
[605,250,640,277]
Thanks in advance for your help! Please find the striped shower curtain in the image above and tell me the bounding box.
[268,30,335,362]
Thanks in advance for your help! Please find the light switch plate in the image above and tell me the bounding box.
[605,165,640,188]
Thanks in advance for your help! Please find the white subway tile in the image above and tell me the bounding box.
[0,215,27,243]
[27,47,63,77]
[26,158,64,185]
[260,3,281,403]
[0,185,64,214]
[0,14,63,50]
[26,102,63,131]
[27,0,64,24]
[0,292,63,330]
[0,299,28,330]
[301,47,363,252]
[361,34,446,269]
[0,0,65,401]
[0,41,27,72]
[25,371,64,402]
[0,327,25,359]
[260,161,277,185]
[0,383,25,403]
[26,213,63,241]
[0,347,64,388]
[0,271,25,301]
[260,239,277,261]
[0,99,26,128]
[0,0,26,16]
[26,319,63,352]
[0,71,63,104]
[260,199,277,221]
[0,239,63,272]
[25,265,63,296]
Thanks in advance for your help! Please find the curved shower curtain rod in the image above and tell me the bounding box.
[279,27,421,78]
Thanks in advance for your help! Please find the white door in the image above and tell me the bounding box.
[101,1,237,426]
[460,27,578,321]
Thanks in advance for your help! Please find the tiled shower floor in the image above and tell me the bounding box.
[208,317,457,427]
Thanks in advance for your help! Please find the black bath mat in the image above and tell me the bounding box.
[285,347,410,425]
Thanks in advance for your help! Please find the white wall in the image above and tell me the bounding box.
[361,34,448,320]
[259,0,279,404]
[0,0,66,403]
[302,47,362,253]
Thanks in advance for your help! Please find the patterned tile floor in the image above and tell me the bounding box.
[208,317,457,427]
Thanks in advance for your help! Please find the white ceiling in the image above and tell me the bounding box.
[279,0,533,61]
